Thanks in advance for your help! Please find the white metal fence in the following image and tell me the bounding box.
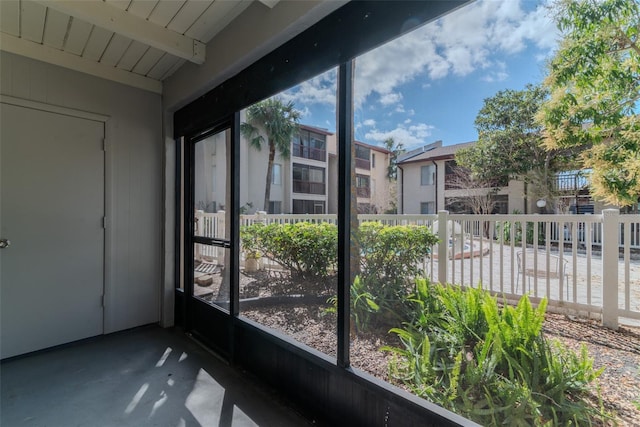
[195,210,640,328]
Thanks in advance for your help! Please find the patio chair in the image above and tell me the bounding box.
[516,250,570,297]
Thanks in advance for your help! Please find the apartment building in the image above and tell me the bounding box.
[194,123,331,214]
[326,135,393,214]
[396,140,623,215]
[196,123,392,215]
[397,141,526,214]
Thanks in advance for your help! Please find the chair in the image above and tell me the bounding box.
[516,250,570,297]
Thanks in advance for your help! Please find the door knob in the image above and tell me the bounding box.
[0,239,10,248]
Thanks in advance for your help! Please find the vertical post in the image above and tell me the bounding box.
[256,210,267,224]
[438,210,449,284]
[337,60,354,368]
[195,209,204,260]
[217,210,225,265]
[602,209,619,330]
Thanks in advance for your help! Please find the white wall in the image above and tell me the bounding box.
[400,162,436,214]
[1,52,163,334]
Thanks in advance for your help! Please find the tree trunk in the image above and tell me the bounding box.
[264,140,275,212]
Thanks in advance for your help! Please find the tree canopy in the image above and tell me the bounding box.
[383,137,405,181]
[456,84,573,203]
[241,98,301,212]
[537,0,640,206]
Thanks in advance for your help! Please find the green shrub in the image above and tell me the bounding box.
[240,222,338,279]
[244,221,438,329]
[357,222,438,315]
[327,276,379,334]
[497,218,546,245]
[384,279,609,426]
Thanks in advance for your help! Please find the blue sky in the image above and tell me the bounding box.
[279,0,559,149]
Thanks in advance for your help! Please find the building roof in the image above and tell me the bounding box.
[397,141,476,165]
[354,139,392,154]
[300,124,334,136]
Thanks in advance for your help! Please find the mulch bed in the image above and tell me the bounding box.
[198,270,640,425]
[542,313,640,426]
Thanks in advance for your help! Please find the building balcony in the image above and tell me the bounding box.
[293,180,325,195]
[292,144,326,161]
[356,187,371,198]
[355,158,371,170]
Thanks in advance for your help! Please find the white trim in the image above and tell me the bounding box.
[103,119,115,333]
[0,94,109,122]
[0,34,163,94]
[34,0,205,64]
[258,0,281,9]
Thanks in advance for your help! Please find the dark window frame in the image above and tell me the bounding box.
[173,2,472,425]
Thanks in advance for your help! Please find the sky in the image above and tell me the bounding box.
[278,0,560,150]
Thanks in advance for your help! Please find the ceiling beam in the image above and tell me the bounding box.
[258,0,281,8]
[0,33,163,94]
[34,0,206,64]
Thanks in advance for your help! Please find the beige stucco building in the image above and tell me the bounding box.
[396,141,526,214]
[395,140,622,215]
[197,122,394,215]
[326,134,393,214]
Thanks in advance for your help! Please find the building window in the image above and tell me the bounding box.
[293,163,325,195]
[355,144,371,170]
[293,129,326,161]
[356,174,370,198]
[293,199,325,214]
[272,163,282,185]
[371,153,376,168]
[421,165,435,186]
[420,202,435,214]
[268,201,282,214]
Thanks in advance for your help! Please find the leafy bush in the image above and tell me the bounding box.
[496,211,546,245]
[357,222,439,315]
[327,276,379,333]
[384,279,609,425]
[240,222,338,279]
[243,220,438,328]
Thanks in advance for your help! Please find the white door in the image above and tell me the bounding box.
[0,102,105,359]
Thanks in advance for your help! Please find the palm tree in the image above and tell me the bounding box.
[241,98,301,212]
[383,137,405,181]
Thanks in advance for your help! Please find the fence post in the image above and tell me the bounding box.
[195,210,204,260]
[602,209,619,330]
[256,210,267,225]
[217,210,226,265]
[438,210,449,284]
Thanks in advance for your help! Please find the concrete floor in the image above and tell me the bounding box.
[0,326,314,427]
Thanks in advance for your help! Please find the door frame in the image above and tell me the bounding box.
[180,113,240,359]
[0,95,112,334]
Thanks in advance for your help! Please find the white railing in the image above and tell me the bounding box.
[195,209,640,328]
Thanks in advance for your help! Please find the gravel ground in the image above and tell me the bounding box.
[196,270,640,425]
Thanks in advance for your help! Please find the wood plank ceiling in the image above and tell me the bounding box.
[0,0,278,93]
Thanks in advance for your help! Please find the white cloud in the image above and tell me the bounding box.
[481,61,509,82]
[280,68,337,107]
[365,122,435,147]
[353,0,558,108]
[380,92,403,106]
[274,0,559,143]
